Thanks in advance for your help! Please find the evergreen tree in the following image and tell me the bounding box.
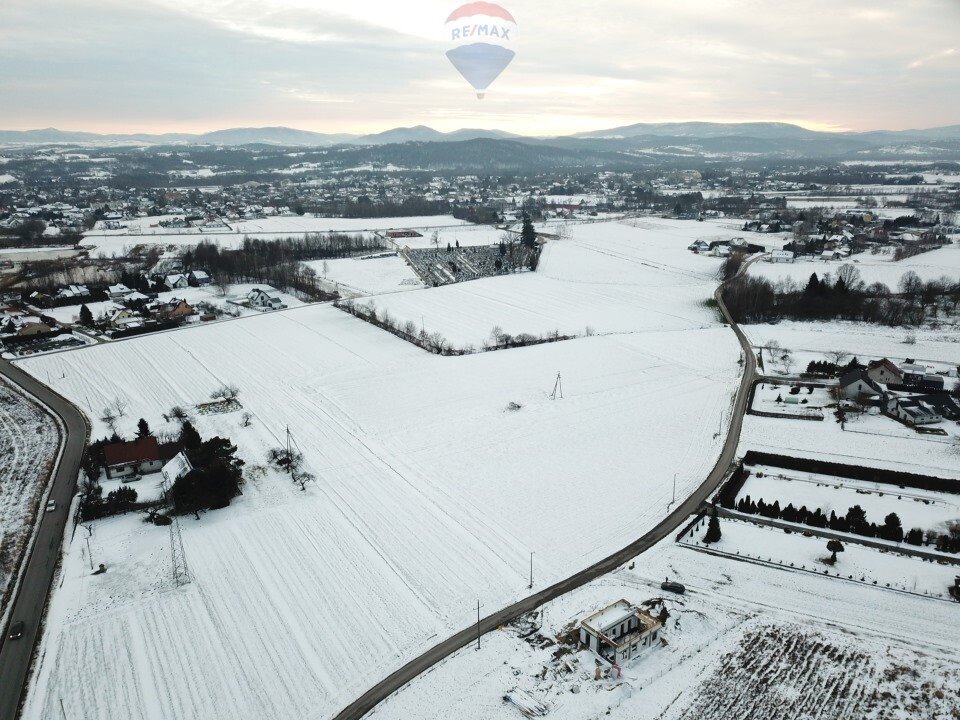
[704,507,722,543]
[180,421,202,451]
[136,418,151,438]
[905,528,924,546]
[804,273,821,295]
[881,512,903,543]
[520,213,537,249]
[78,303,94,326]
[826,539,844,564]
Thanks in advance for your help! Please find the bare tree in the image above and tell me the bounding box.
[267,446,303,475]
[211,383,240,401]
[826,350,850,366]
[100,407,118,434]
[240,412,253,428]
[777,349,795,375]
[766,340,781,365]
[291,470,316,491]
[167,405,190,424]
[836,264,863,292]
[214,272,231,297]
[110,397,128,418]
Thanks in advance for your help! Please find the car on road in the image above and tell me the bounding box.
[661,580,686,594]
[8,620,25,640]
[45,499,56,512]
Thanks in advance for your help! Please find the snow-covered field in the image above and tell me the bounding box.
[368,521,960,720]
[362,219,728,348]
[302,255,423,297]
[744,320,960,366]
[16,218,743,720]
[750,244,960,287]
[83,215,474,257]
[0,376,60,617]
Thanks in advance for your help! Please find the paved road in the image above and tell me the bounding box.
[332,263,760,720]
[0,359,87,720]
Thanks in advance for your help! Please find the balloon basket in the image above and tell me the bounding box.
[476,92,485,100]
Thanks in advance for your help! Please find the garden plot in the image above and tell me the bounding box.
[369,522,960,720]
[738,404,960,480]
[751,383,830,418]
[738,467,960,533]
[0,376,60,617]
[749,244,960,287]
[16,295,741,720]
[303,255,423,297]
[681,517,955,597]
[362,220,728,349]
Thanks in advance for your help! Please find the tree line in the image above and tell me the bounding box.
[722,259,960,325]
[182,233,382,298]
[732,495,960,553]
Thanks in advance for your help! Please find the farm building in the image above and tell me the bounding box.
[768,250,795,263]
[578,600,663,665]
[885,396,942,426]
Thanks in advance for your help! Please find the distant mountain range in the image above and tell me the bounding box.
[0,124,520,147]
[3,122,960,162]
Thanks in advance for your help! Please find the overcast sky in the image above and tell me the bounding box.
[2,0,958,135]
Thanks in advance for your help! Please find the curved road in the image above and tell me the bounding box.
[0,359,88,720]
[333,261,760,720]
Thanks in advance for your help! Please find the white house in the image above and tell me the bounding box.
[578,600,663,665]
[247,288,286,310]
[838,369,882,400]
[866,358,902,385]
[768,250,795,263]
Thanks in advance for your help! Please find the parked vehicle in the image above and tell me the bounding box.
[8,620,25,640]
[45,499,56,512]
[661,580,686,594]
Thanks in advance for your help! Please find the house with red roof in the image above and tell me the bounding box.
[103,437,179,479]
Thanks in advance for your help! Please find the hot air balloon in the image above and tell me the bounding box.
[444,2,516,99]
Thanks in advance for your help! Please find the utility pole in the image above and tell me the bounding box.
[59,699,67,720]
[85,535,93,570]
[550,372,563,400]
[476,599,481,650]
[669,473,677,508]
[529,551,534,590]
[286,426,293,476]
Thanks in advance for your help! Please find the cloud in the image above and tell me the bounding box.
[907,47,956,70]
